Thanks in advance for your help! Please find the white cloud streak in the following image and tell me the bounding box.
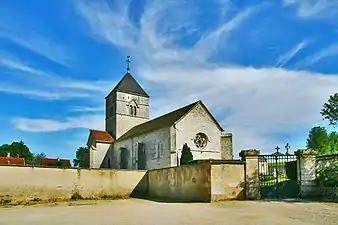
[11,115,104,132]
[296,43,338,68]
[0,9,72,67]
[0,54,113,100]
[275,40,309,67]
[284,0,338,19]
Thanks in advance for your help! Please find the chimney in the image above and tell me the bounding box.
[6,152,10,158]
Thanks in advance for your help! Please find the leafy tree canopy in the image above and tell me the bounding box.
[73,147,88,167]
[28,152,47,165]
[306,126,329,155]
[0,141,33,160]
[321,93,338,126]
[306,126,338,156]
[180,143,193,165]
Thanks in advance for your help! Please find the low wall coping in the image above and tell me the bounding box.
[239,149,260,157]
[0,164,148,172]
[221,132,233,137]
[294,149,318,156]
[190,159,245,165]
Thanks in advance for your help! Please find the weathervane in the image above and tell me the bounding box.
[126,56,131,73]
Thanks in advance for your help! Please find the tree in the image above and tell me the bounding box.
[180,143,193,165]
[73,147,88,167]
[327,132,338,155]
[27,152,47,165]
[306,126,329,156]
[321,93,338,126]
[0,141,33,161]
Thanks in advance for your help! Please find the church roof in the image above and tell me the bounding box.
[106,72,149,98]
[117,100,224,141]
[89,130,115,143]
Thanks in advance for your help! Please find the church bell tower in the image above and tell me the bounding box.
[105,56,150,139]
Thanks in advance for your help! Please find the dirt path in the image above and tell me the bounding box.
[0,199,337,225]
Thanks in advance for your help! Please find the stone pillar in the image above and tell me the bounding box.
[294,149,318,198]
[220,132,233,160]
[239,149,260,200]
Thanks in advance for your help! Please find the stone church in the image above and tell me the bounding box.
[86,67,233,170]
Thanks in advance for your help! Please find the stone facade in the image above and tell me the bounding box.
[113,127,171,170]
[106,91,149,139]
[220,133,233,160]
[174,103,222,165]
[88,140,111,169]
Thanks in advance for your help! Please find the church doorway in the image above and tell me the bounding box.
[120,148,128,169]
[137,143,146,170]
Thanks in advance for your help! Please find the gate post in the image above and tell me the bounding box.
[240,149,260,200]
[294,149,318,198]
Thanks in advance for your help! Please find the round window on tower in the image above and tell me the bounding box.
[193,133,208,149]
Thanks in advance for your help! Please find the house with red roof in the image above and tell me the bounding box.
[41,158,71,167]
[0,153,25,165]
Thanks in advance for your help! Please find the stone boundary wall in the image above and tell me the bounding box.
[148,161,246,202]
[0,161,247,204]
[0,165,147,204]
[316,154,338,168]
[316,154,338,199]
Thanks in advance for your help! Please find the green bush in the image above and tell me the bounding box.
[260,174,274,181]
[316,162,338,187]
[285,161,298,180]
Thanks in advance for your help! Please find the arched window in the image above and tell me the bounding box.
[133,106,137,116]
[129,105,133,115]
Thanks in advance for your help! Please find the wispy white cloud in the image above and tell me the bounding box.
[296,43,338,68]
[284,0,338,19]
[0,4,74,68]
[0,85,89,100]
[275,40,310,67]
[11,115,104,132]
[0,54,113,100]
[14,0,338,156]
[69,106,105,112]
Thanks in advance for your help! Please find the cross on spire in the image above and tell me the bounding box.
[126,56,131,73]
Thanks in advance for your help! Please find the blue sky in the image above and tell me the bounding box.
[1,0,338,160]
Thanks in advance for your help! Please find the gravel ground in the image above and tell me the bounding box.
[0,199,337,225]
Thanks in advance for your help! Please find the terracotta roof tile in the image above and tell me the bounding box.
[0,157,25,165]
[41,158,71,167]
[90,130,114,143]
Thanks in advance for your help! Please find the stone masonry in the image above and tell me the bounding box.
[221,133,233,160]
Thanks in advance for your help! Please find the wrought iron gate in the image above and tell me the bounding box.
[258,145,301,199]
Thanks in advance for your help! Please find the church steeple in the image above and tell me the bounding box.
[105,56,150,139]
[105,56,149,99]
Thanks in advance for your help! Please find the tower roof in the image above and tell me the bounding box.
[106,72,149,98]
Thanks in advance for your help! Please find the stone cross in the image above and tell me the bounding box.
[285,143,290,155]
